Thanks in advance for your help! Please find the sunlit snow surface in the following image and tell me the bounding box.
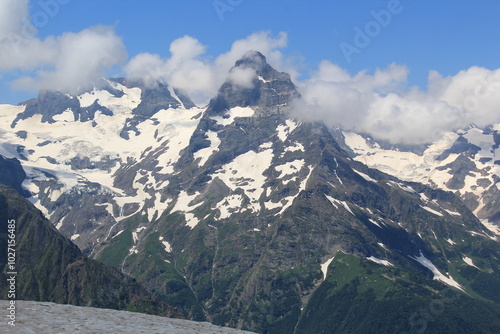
[193,131,220,167]
[0,300,254,334]
[343,127,500,236]
[0,90,315,236]
[420,205,444,217]
[212,144,274,213]
[216,194,244,220]
[352,169,377,183]
[480,219,500,236]
[410,251,464,291]
[159,236,172,252]
[367,256,394,267]
[274,165,313,215]
[325,195,355,216]
[171,191,203,229]
[462,255,480,269]
[276,119,299,142]
[211,106,255,126]
[0,82,203,224]
[321,256,335,280]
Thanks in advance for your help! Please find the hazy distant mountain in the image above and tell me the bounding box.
[0,51,499,333]
[335,126,500,233]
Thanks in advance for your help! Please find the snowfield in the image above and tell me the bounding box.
[342,126,500,235]
[0,300,254,334]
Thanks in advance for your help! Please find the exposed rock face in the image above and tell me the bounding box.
[206,51,299,117]
[119,79,197,138]
[13,90,113,127]
[0,155,29,197]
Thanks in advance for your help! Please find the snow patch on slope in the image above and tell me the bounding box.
[170,191,204,229]
[421,206,444,217]
[325,195,355,216]
[152,107,205,174]
[194,131,221,167]
[386,180,416,193]
[211,107,255,126]
[277,165,314,215]
[215,194,244,220]
[159,236,172,253]
[480,219,500,236]
[367,256,393,267]
[171,191,202,212]
[275,159,305,185]
[321,256,335,281]
[353,169,377,183]
[282,142,304,155]
[368,219,383,228]
[462,256,479,269]
[446,238,456,245]
[212,145,274,213]
[132,227,147,243]
[411,251,464,291]
[277,119,299,142]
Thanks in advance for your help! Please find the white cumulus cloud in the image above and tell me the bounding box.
[227,66,257,89]
[1,0,498,145]
[124,31,289,104]
[12,26,127,93]
[292,61,500,144]
[0,0,30,40]
[0,0,126,94]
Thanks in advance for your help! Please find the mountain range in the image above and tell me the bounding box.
[0,51,499,333]
[0,184,181,317]
[335,127,500,233]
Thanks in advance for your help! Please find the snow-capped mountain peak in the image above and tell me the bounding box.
[1,51,499,333]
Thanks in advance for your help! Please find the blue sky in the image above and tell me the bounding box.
[32,1,500,69]
[1,0,499,104]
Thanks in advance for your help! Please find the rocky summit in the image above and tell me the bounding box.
[0,52,499,333]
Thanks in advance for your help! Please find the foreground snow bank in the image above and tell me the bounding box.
[0,300,254,334]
